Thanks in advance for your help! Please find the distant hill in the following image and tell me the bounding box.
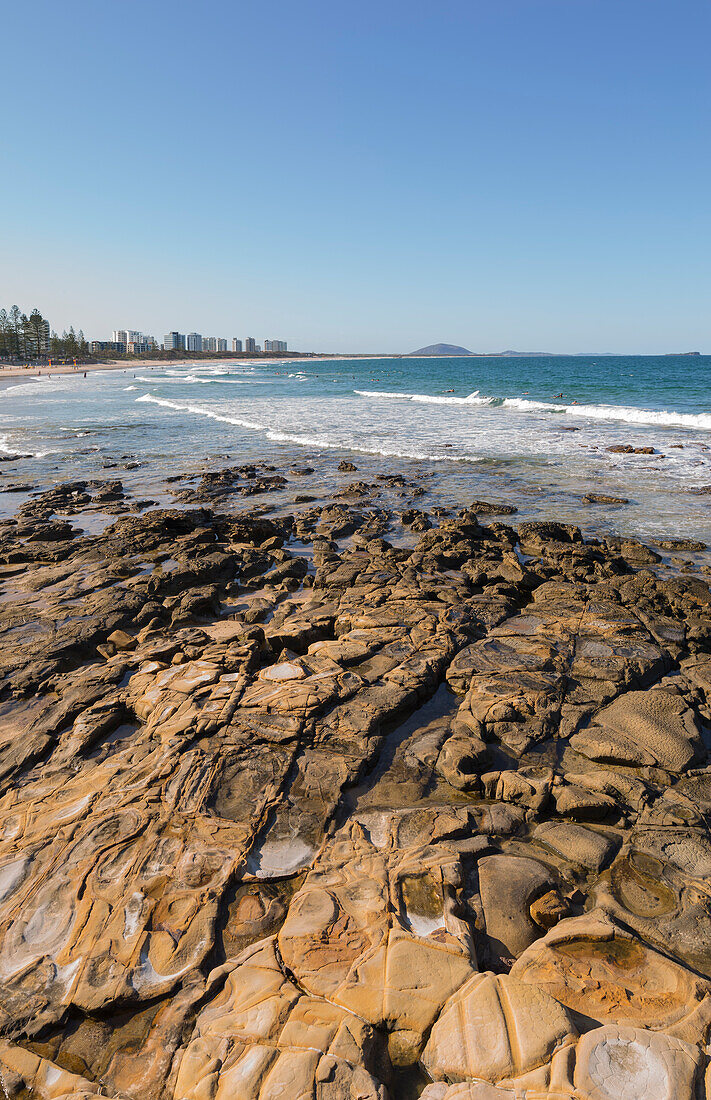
[409,343,473,356]
[405,346,704,359]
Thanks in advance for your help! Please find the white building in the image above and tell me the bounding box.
[232,338,243,352]
[217,338,228,352]
[203,337,217,352]
[113,329,145,346]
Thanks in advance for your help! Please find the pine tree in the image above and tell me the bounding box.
[0,309,9,359]
[9,306,22,359]
[28,309,47,358]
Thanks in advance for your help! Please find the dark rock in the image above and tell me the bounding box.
[583,493,630,505]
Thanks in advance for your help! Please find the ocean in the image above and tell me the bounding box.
[1,354,710,545]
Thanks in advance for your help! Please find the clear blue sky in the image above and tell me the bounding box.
[1,0,709,353]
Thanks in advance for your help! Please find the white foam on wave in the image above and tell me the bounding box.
[502,397,711,430]
[136,394,482,463]
[355,389,490,406]
[136,394,263,431]
[2,377,65,397]
[356,388,711,430]
[266,428,468,461]
[0,431,53,459]
[181,374,265,385]
[137,373,272,386]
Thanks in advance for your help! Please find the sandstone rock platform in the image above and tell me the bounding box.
[0,468,710,1098]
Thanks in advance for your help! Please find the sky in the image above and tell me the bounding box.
[1,0,709,353]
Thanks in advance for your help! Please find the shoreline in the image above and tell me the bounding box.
[2,357,711,546]
[0,358,272,381]
[0,354,394,381]
[0,352,471,382]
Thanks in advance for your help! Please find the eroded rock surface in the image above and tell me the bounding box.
[1,472,711,1098]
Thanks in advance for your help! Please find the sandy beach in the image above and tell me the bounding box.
[0,355,402,382]
[0,360,152,382]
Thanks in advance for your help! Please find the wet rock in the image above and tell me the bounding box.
[582,493,630,505]
[652,538,707,552]
[469,500,518,515]
[606,444,656,454]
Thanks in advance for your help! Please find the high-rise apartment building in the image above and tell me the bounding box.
[164,332,186,351]
[112,329,129,345]
[203,337,217,352]
[217,338,228,352]
[245,337,256,353]
[232,339,243,352]
[186,333,203,352]
[264,340,288,353]
[38,319,50,355]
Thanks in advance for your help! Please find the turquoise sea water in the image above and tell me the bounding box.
[1,354,710,544]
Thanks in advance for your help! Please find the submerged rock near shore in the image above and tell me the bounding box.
[1,468,711,1099]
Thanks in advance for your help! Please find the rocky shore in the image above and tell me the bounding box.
[1,461,711,1099]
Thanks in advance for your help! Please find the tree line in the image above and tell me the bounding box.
[0,305,88,361]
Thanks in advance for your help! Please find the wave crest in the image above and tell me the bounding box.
[135,394,482,462]
[355,389,711,430]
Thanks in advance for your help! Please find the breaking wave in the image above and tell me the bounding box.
[135,394,263,430]
[355,389,711,430]
[355,389,490,406]
[135,394,482,462]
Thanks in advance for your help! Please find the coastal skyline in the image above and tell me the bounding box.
[2,0,710,354]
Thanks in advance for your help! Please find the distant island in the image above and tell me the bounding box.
[408,344,702,358]
[408,343,474,356]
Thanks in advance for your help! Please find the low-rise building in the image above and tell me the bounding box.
[91,340,125,354]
